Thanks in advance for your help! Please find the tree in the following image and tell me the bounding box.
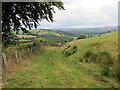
[77,35,87,40]
[2,2,65,46]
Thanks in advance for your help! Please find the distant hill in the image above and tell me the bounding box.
[54,26,117,34]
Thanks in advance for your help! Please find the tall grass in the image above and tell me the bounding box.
[62,45,77,57]
[81,50,120,82]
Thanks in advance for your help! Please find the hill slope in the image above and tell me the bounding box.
[55,26,117,34]
[63,30,118,62]
[3,31,119,88]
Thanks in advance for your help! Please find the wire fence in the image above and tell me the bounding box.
[2,43,48,72]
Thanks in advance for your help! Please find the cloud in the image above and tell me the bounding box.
[39,0,119,29]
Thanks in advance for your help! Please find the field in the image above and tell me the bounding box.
[3,30,120,88]
[14,29,106,46]
[17,35,36,38]
[29,29,64,36]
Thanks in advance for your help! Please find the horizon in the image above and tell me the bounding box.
[37,25,118,29]
[37,0,119,29]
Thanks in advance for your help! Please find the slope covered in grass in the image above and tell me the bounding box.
[3,30,119,88]
[63,30,118,62]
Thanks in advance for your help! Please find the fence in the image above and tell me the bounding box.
[2,43,48,72]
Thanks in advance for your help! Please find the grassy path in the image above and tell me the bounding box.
[3,46,115,88]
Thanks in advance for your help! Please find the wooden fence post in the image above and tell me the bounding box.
[24,50,27,57]
[34,47,36,54]
[27,48,30,55]
[2,53,8,71]
[29,48,31,52]
[22,49,25,59]
[15,51,19,64]
[31,47,33,53]
[31,48,33,52]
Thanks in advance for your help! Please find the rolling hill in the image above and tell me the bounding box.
[3,30,119,88]
[55,26,117,34]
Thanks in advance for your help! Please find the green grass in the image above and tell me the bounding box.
[3,30,119,88]
[2,47,113,88]
[64,30,118,62]
[72,37,78,40]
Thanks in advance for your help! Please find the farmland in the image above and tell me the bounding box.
[13,29,107,46]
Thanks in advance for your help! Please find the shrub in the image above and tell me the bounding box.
[79,58,83,62]
[77,35,87,40]
[68,45,70,48]
[33,39,41,46]
[115,65,120,82]
[16,43,33,50]
[83,51,113,65]
[3,45,17,53]
[112,65,120,82]
[89,53,97,62]
[84,51,92,58]
[96,51,113,66]
[102,66,110,77]
[63,45,77,57]
[84,51,93,62]
[33,39,48,46]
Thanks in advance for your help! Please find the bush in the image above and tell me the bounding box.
[16,43,33,50]
[3,45,17,53]
[33,39,41,46]
[112,65,120,82]
[84,51,96,62]
[77,35,87,40]
[96,51,113,66]
[83,51,113,65]
[89,53,97,62]
[115,65,120,82]
[63,45,77,57]
[83,51,118,80]
[102,66,110,77]
[84,51,92,58]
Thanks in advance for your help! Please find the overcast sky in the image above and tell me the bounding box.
[38,0,119,29]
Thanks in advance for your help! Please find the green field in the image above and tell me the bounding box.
[13,29,107,46]
[29,29,64,36]
[3,30,119,88]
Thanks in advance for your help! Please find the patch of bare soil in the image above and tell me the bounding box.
[91,43,100,49]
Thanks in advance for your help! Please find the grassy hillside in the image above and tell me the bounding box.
[63,30,118,62]
[3,30,119,88]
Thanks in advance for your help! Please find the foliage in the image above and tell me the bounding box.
[82,51,113,77]
[83,51,97,62]
[96,51,113,66]
[77,35,87,40]
[63,45,77,57]
[37,34,73,45]
[115,65,120,82]
[3,45,17,53]
[111,64,120,82]
[16,43,33,50]
[2,33,19,47]
[102,66,110,77]
[89,53,97,62]
[12,29,74,45]
[2,2,65,46]
[83,51,113,65]
[33,39,43,46]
